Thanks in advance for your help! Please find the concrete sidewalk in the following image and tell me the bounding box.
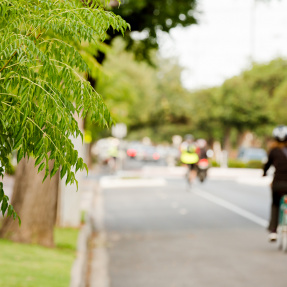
[70,169,109,287]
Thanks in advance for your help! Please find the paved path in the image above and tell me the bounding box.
[98,166,287,287]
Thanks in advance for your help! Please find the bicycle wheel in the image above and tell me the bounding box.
[277,226,283,250]
[282,231,287,252]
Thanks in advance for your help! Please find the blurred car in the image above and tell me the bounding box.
[126,142,161,162]
[237,147,267,163]
[140,146,160,161]
[126,147,137,158]
[126,142,142,158]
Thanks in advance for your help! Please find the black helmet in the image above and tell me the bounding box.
[184,134,194,141]
[272,125,287,142]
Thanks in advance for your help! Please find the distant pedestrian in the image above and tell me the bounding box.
[263,125,287,242]
[107,142,119,173]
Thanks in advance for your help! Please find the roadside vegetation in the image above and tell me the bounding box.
[0,0,129,245]
[93,47,287,152]
[211,159,264,169]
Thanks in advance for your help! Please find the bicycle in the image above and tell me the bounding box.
[197,158,209,183]
[277,195,287,252]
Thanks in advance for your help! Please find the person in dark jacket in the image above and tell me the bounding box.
[263,125,287,241]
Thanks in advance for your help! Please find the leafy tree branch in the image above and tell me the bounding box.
[0,0,129,223]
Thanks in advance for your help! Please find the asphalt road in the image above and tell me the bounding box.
[100,161,287,287]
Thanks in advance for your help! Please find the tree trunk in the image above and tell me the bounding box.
[86,143,93,168]
[236,131,245,148]
[0,157,59,247]
[223,127,232,152]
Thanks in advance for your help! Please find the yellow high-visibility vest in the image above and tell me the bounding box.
[180,152,199,164]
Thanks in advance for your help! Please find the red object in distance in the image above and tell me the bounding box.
[127,149,137,157]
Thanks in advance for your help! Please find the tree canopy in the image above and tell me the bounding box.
[103,0,198,62]
[95,45,287,147]
[91,42,194,142]
[0,0,128,221]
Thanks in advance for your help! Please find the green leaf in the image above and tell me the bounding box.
[35,154,45,166]
[17,215,21,226]
[8,204,13,217]
[75,159,81,172]
[60,165,67,179]
[17,148,24,163]
[84,163,88,175]
[0,189,4,202]
[50,163,59,177]
[42,168,49,183]
[34,138,43,154]
[65,170,72,185]
[37,162,45,173]
[1,198,8,216]
[13,138,22,150]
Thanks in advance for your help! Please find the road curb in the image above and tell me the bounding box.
[70,179,109,287]
[70,180,97,287]
[70,221,92,287]
[89,182,110,287]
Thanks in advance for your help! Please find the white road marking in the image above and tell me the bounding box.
[156,191,168,200]
[100,176,166,188]
[171,202,179,209]
[179,208,188,215]
[193,188,268,228]
[236,177,272,186]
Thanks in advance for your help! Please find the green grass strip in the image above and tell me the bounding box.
[0,228,79,287]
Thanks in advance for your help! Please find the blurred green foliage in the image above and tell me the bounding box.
[227,159,263,169]
[246,160,264,169]
[228,159,249,169]
[211,160,220,168]
[5,161,15,176]
[88,39,287,146]
[109,0,198,62]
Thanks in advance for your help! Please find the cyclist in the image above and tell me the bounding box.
[180,134,199,185]
[263,125,287,242]
[197,138,208,160]
[196,139,209,182]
